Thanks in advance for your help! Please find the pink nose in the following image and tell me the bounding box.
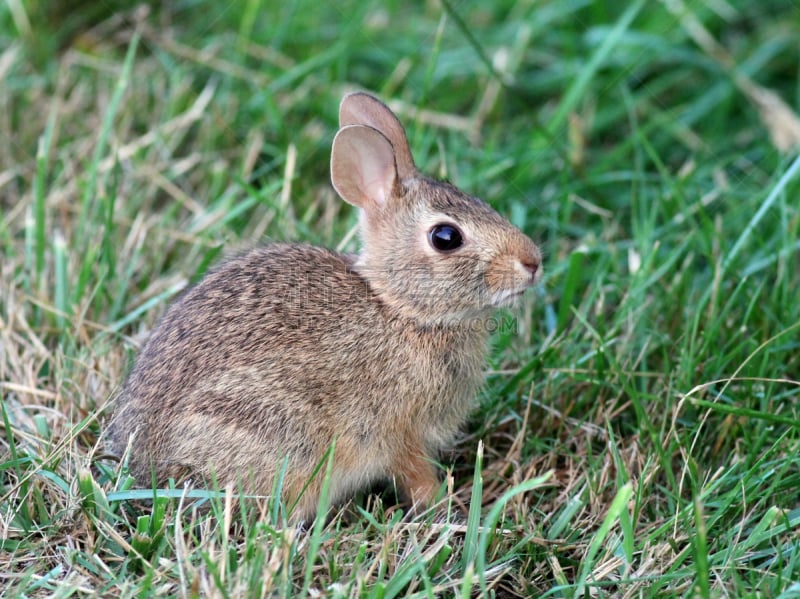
[520,260,539,277]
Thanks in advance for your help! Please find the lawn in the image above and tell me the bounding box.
[1,0,799,596]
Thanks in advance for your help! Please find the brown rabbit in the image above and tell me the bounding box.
[109,92,542,521]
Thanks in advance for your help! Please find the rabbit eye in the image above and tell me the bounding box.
[428,223,463,253]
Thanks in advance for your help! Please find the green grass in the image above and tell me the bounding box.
[2,0,799,596]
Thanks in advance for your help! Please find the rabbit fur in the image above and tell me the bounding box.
[109,92,542,521]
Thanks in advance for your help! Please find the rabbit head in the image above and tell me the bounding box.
[331,93,541,326]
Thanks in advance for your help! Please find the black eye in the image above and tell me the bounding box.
[428,223,463,252]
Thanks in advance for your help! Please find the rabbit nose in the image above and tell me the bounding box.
[519,260,539,278]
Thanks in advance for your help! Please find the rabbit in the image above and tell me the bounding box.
[108,92,542,522]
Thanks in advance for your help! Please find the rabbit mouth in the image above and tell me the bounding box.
[490,288,527,307]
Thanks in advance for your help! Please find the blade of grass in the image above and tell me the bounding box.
[574,482,633,597]
[301,441,336,595]
[689,460,710,599]
[476,471,553,594]
[557,250,586,333]
[688,396,800,428]
[547,0,645,136]
[107,282,187,333]
[77,31,140,245]
[461,439,484,572]
[1,400,31,531]
[53,231,68,330]
[724,153,800,271]
[33,108,56,282]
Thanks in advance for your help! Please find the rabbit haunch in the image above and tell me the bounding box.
[109,92,541,521]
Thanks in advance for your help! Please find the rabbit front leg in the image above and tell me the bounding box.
[392,451,441,510]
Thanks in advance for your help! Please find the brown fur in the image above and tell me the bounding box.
[108,92,542,521]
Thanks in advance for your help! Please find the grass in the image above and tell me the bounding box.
[1,0,799,596]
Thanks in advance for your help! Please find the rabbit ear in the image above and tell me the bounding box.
[331,124,397,210]
[338,92,416,180]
